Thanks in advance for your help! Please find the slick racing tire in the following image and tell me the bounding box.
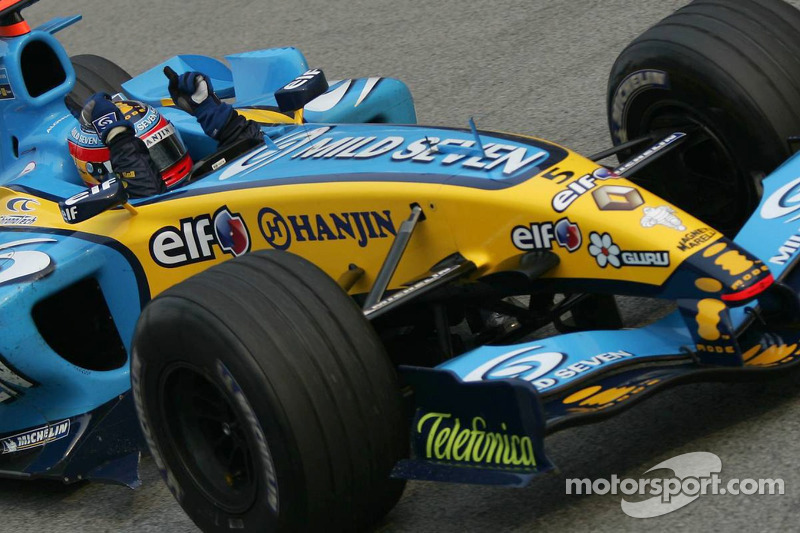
[67,54,132,110]
[608,0,800,236]
[131,250,407,532]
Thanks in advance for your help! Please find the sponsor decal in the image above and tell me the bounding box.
[700,242,769,292]
[219,126,549,180]
[134,109,159,133]
[462,345,634,391]
[305,79,351,112]
[70,126,101,146]
[588,232,669,268]
[562,378,662,410]
[463,346,565,388]
[1,420,70,454]
[610,70,669,143]
[61,177,120,222]
[696,299,726,341]
[355,77,381,107]
[696,343,736,355]
[0,238,56,288]
[16,162,36,178]
[769,233,800,265]
[592,185,644,211]
[761,176,800,222]
[552,167,619,212]
[511,218,581,252]
[0,214,36,225]
[216,359,279,512]
[91,111,117,133]
[141,122,175,148]
[6,197,38,212]
[258,207,396,251]
[214,208,250,257]
[149,206,251,267]
[613,132,685,175]
[282,68,322,90]
[0,353,35,404]
[743,343,800,367]
[46,114,71,134]
[641,205,685,231]
[131,351,184,502]
[364,263,463,316]
[677,227,716,252]
[416,412,537,467]
[0,68,14,100]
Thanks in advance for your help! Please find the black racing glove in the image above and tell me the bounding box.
[81,92,133,144]
[164,66,233,139]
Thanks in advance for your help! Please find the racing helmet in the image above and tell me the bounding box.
[68,99,192,188]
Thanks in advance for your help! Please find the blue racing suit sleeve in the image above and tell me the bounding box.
[215,108,264,148]
[106,129,166,198]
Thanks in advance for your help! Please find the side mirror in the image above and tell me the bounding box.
[274,68,329,115]
[60,177,130,224]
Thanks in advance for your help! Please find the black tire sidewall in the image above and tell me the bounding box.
[133,300,303,533]
[609,46,788,177]
[606,45,788,232]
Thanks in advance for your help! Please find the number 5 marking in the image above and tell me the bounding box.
[0,238,56,286]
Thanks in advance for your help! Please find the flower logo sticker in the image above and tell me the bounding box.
[588,232,621,268]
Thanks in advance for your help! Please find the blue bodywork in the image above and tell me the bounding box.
[0,12,419,486]
[1,8,799,491]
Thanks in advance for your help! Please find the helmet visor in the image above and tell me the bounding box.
[143,123,188,172]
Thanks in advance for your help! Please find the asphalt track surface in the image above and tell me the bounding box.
[5,0,800,531]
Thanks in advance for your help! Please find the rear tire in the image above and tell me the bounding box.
[67,54,132,110]
[132,250,407,532]
[608,0,800,235]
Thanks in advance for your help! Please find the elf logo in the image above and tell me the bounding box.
[511,218,582,252]
[149,206,251,268]
[282,69,322,90]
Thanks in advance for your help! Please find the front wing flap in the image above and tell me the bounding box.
[393,367,553,487]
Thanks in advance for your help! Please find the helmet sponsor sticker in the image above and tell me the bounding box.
[142,122,176,148]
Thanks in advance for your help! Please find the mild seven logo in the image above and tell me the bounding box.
[761,176,800,222]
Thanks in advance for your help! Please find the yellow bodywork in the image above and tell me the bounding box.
[0,138,722,300]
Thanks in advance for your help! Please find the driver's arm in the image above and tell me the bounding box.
[164,67,263,148]
[81,93,166,198]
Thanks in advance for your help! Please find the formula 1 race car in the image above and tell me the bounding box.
[3,0,800,531]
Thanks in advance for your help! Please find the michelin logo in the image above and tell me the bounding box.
[1,420,70,454]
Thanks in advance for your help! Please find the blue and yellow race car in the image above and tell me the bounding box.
[3,0,800,530]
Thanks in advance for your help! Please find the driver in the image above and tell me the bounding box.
[69,67,263,198]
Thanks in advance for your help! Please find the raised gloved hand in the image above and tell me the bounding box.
[81,93,132,144]
[164,66,232,139]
